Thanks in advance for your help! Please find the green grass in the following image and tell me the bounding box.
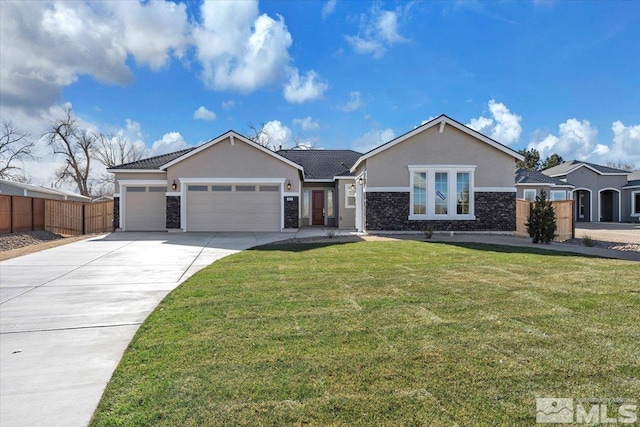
[91,241,640,426]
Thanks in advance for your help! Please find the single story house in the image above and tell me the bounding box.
[109,115,524,232]
[622,170,640,222]
[515,169,575,202]
[540,161,632,222]
[0,179,91,202]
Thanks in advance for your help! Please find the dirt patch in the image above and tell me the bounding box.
[0,231,103,261]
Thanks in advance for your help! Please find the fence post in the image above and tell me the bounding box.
[82,203,86,235]
[10,196,13,234]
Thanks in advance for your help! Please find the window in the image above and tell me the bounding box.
[633,192,640,216]
[259,185,279,192]
[409,166,475,220]
[456,172,470,214]
[435,172,448,215]
[523,189,536,202]
[327,189,334,217]
[211,186,232,191]
[302,190,310,217]
[412,172,427,215]
[187,185,208,191]
[127,186,146,192]
[236,185,255,192]
[149,187,165,192]
[550,190,566,201]
[345,184,356,208]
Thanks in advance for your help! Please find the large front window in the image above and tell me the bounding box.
[409,166,475,220]
[633,192,640,216]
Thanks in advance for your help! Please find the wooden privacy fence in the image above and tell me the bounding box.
[515,199,574,242]
[0,194,113,236]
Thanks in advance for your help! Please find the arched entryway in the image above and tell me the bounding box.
[599,188,620,222]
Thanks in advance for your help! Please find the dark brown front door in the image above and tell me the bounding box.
[312,190,324,225]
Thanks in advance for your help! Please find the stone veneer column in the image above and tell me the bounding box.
[166,196,181,229]
[284,196,299,228]
[113,197,120,230]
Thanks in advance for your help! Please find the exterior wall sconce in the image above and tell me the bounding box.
[357,176,364,185]
[171,180,177,191]
[286,180,291,191]
[350,183,356,191]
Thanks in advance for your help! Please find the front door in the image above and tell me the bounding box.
[312,190,324,225]
[600,191,613,222]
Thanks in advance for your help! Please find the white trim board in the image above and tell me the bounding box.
[475,187,516,192]
[365,187,410,192]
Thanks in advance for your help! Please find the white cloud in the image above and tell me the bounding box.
[528,118,599,161]
[345,7,407,58]
[221,100,237,110]
[339,91,362,112]
[352,128,395,153]
[257,120,292,150]
[467,99,522,145]
[293,116,320,132]
[193,106,216,121]
[193,1,292,93]
[609,120,640,167]
[148,132,190,157]
[0,1,189,116]
[322,0,337,19]
[283,69,328,104]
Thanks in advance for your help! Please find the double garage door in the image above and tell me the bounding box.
[186,184,281,232]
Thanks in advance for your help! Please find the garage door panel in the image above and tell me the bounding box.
[186,183,280,232]
[125,187,166,231]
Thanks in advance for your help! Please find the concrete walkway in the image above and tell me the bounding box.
[1,229,636,427]
[0,230,325,427]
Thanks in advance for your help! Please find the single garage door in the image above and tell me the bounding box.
[186,184,280,232]
[124,186,166,231]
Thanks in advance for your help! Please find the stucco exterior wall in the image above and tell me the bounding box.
[337,178,356,229]
[364,125,516,188]
[564,168,628,222]
[166,137,301,192]
[516,185,572,201]
[114,172,167,190]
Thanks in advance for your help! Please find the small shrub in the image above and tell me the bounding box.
[325,229,335,238]
[526,190,557,244]
[582,235,595,247]
[423,228,433,240]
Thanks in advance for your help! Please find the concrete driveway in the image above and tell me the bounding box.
[575,222,640,244]
[0,231,323,427]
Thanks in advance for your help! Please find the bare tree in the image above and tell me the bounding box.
[46,107,94,196]
[606,160,635,171]
[245,122,271,148]
[0,120,35,180]
[92,133,146,196]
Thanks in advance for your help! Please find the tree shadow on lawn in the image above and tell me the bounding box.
[252,238,600,259]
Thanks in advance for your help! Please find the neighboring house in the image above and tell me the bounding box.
[622,170,640,222]
[515,169,575,202]
[109,115,524,232]
[541,161,631,222]
[0,179,91,202]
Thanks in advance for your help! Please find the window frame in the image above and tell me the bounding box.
[302,189,310,218]
[550,190,566,201]
[632,191,640,217]
[408,165,476,220]
[523,189,536,202]
[345,184,356,208]
[327,189,335,217]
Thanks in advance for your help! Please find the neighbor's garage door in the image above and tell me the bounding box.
[124,186,166,231]
[186,184,280,232]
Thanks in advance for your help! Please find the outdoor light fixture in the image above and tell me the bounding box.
[286,180,291,190]
[171,180,177,191]
[350,183,356,191]
[357,176,364,185]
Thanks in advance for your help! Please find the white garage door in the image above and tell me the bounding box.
[186,184,280,232]
[124,186,166,231]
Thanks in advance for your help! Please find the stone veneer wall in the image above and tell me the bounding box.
[113,197,119,230]
[166,196,181,229]
[365,192,515,231]
[284,196,299,228]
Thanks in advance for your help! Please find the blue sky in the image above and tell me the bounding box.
[1,0,639,188]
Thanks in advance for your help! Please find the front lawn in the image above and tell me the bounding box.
[91,241,639,426]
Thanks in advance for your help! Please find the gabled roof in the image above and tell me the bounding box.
[108,148,195,171]
[350,114,524,172]
[515,169,575,188]
[277,149,362,180]
[160,130,303,172]
[542,160,631,177]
